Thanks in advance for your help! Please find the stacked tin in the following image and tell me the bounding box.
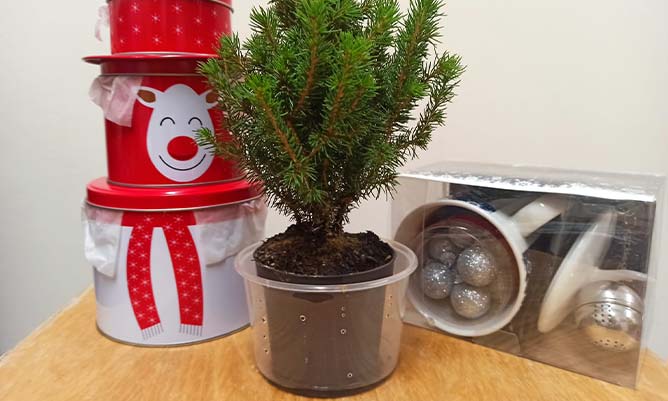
[82,0,267,346]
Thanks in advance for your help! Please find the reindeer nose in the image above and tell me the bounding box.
[167,136,199,161]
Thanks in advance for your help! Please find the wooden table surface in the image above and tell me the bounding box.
[1,289,666,401]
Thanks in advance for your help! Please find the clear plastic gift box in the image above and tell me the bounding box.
[391,161,664,388]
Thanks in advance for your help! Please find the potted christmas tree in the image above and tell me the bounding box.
[199,0,463,395]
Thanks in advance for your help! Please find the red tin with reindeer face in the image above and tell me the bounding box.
[108,0,232,54]
[85,53,241,187]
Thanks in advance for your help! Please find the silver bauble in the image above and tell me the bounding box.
[421,261,456,300]
[450,284,491,319]
[426,238,458,267]
[456,245,497,287]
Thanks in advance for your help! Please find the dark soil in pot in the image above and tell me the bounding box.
[254,225,394,278]
[253,226,395,396]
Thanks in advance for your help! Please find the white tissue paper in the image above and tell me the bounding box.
[82,204,122,278]
[82,199,268,277]
[89,76,143,127]
[94,4,109,42]
[194,199,268,265]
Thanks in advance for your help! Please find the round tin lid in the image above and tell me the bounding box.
[84,53,217,64]
[83,53,218,74]
[87,177,261,211]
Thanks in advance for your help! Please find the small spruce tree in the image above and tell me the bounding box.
[199,0,463,266]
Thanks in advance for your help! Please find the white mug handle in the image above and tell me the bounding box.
[507,195,570,238]
[592,269,648,283]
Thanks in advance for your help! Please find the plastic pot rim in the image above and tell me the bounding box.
[234,239,417,293]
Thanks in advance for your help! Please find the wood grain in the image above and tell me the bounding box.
[0,288,666,401]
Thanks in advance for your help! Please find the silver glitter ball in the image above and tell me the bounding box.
[450,284,491,319]
[456,245,497,287]
[426,238,458,267]
[421,261,456,300]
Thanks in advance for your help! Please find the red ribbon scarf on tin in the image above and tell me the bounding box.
[121,211,204,339]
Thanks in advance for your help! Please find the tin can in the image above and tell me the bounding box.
[83,177,266,346]
[85,54,242,187]
[108,0,232,54]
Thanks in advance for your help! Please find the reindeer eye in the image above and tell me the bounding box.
[188,117,203,127]
[160,117,176,126]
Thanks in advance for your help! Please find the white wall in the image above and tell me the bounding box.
[0,0,666,359]
[0,1,107,352]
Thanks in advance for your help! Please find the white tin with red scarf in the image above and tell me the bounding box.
[82,179,266,346]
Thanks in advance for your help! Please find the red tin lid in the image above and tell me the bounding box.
[83,53,217,75]
[87,177,261,211]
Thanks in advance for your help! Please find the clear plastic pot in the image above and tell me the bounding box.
[235,240,417,396]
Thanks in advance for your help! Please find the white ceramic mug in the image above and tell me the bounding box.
[396,195,569,337]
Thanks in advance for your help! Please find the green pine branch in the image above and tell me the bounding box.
[199,0,464,236]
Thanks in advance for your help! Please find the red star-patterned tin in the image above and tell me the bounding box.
[108,0,232,54]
